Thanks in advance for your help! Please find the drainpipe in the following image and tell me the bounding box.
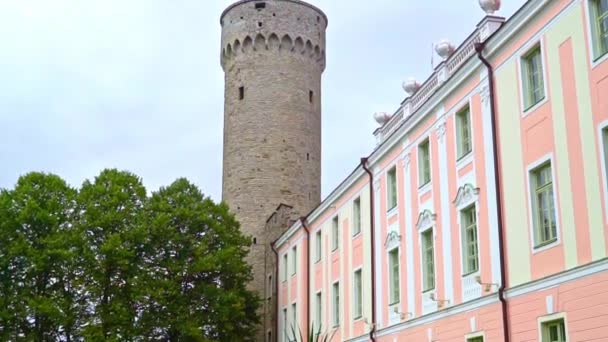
[300,217,311,340]
[475,41,510,342]
[271,239,280,341]
[361,158,377,342]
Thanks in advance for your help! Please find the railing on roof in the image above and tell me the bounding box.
[374,16,502,146]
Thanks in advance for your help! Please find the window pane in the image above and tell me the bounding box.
[422,230,435,290]
[389,249,400,304]
[523,47,544,108]
[315,231,322,261]
[332,216,339,250]
[354,270,362,318]
[353,198,361,235]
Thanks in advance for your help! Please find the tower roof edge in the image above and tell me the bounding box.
[220,0,328,27]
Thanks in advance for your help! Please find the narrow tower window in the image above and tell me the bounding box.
[258,22,263,27]
[255,2,266,9]
[307,153,310,160]
[239,86,245,100]
[309,90,314,103]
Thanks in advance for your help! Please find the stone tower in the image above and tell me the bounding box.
[220,0,326,339]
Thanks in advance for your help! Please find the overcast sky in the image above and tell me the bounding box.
[0,0,526,201]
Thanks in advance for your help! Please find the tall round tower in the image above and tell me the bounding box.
[220,0,326,328]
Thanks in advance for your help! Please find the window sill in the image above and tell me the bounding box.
[522,96,547,117]
[462,270,479,278]
[422,288,435,294]
[592,49,608,68]
[389,300,400,306]
[387,205,398,217]
[456,152,474,170]
[353,315,363,322]
[314,258,322,264]
[532,238,559,254]
[352,231,362,239]
[418,181,432,198]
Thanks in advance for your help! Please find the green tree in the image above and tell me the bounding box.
[77,169,147,341]
[139,178,260,341]
[0,172,80,341]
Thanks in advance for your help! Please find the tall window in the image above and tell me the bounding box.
[353,270,362,319]
[282,254,288,281]
[282,308,288,341]
[468,337,484,342]
[541,319,567,342]
[353,197,361,236]
[291,303,297,333]
[591,0,608,59]
[315,230,322,262]
[332,282,340,327]
[332,216,339,251]
[456,106,472,158]
[462,205,479,275]
[291,246,297,276]
[388,249,400,304]
[418,139,431,187]
[421,229,435,291]
[267,275,273,299]
[387,167,398,210]
[531,162,557,247]
[522,45,545,109]
[315,292,322,326]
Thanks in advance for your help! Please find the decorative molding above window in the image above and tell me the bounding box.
[384,230,401,250]
[453,183,480,208]
[416,209,437,230]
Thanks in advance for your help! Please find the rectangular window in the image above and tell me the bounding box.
[267,275,273,299]
[332,216,339,251]
[291,302,297,332]
[461,205,479,275]
[332,282,340,327]
[541,319,567,342]
[315,230,322,262]
[309,90,314,103]
[282,253,288,281]
[387,166,398,210]
[467,337,484,342]
[282,308,288,341]
[418,139,431,187]
[315,292,322,326]
[239,86,245,100]
[531,162,557,247]
[591,0,608,59]
[388,249,400,304]
[353,197,361,236]
[353,270,362,319]
[421,229,435,291]
[456,105,472,159]
[291,246,297,276]
[522,46,545,109]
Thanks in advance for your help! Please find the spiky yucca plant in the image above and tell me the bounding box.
[288,323,337,342]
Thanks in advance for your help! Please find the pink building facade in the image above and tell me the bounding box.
[273,0,608,341]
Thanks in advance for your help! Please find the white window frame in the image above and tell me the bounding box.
[315,290,322,328]
[517,39,549,115]
[599,121,608,223]
[282,253,288,282]
[419,226,436,292]
[418,137,432,190]
[331,215,339,251]
[352,196,362,237]
[388,247,401,305]
[386,165,398,213]
[454,100,474,163]
[537,312,568,342]
[352,267,363,320]
[332,281,340,327]
[526,154,561,254]
[291,245,297,276]
[291,301,297,336]
[465,331,486,342]
[585,0,608,67]
[315,229,322,263]
[460,204,480,276]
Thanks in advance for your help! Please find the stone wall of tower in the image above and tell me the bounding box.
[220,0,326,339]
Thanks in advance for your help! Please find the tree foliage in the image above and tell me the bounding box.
[0,170,260,341]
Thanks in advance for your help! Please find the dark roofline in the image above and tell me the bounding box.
[220,0,328,27]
